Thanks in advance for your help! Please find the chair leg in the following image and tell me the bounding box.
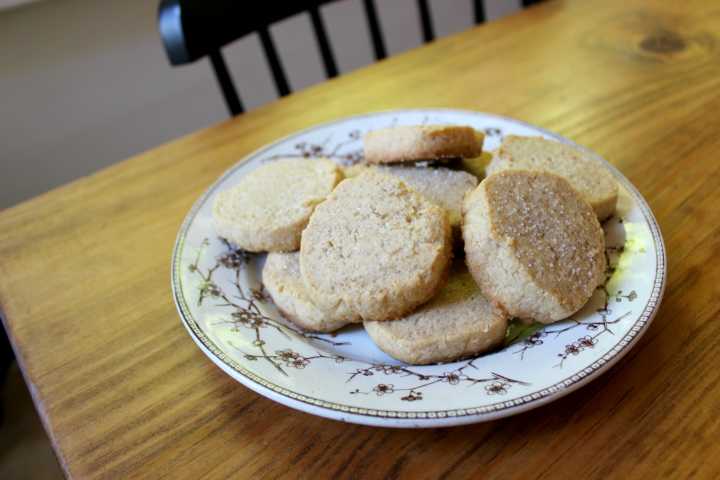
[417,0,435,43]
[257,27,291,98]
[473,0,486,24]
[363,0,387,61]
[209,49,244,116]
[309,6,338,79]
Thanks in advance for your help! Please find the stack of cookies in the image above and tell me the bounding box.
[212,125,618,365]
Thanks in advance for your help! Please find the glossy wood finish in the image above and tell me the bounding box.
[1,0,719,478]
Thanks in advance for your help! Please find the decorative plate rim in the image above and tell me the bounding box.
[171,109,667,427]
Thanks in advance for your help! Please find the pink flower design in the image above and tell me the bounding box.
[373,384,395,396]
[485,382,508,395]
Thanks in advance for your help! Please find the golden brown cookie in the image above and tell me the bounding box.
[364,262,508,364]
[300,171,452,321]
[463,170,606,323]
[212,158,341,252]
[487,136,617,220]
[363,125,484,164]
[374,166,477,228]
[263,252,357,332]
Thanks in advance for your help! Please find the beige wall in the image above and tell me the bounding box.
[0,0,521,208]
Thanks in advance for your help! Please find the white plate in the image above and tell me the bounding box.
[171,109,666,428]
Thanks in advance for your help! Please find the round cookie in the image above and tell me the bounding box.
[363,125,484,164]
[463,170,606,324]
[263,252,357,332]
[375,165,477,228]
[212,158,342,252]
[300,170,452,321]
[364,263,508,365]
[344,164,477,227]
[487,135,618,220]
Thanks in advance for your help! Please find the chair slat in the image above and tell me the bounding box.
[362,0,386,60]
[309,6,339,79]
[417,0,435,43]
[209,49,244,116]
[258,27,291,97]
[474,0,486,23]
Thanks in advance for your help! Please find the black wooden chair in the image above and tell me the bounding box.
[157,0,543,117]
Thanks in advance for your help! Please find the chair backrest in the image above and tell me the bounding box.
[158,0,540,116]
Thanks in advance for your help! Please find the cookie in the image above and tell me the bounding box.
[363,125,484,164]
[263,252,357,332]
[463,170,606,323]
[212,158,342,252]
[300,171,452,321]
[375,166,477,228]
[487,136,618,220]
[364,262,508,364]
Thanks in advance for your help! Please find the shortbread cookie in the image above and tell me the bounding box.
[376,166,477,227]
[300,171,452,321]
[212,158,342,252]
[363,125,484,164]
[463,170,606,323]
[487,136,618,220]
[344,164,476,227]
[364,263,508,364]
[263,252,356,332]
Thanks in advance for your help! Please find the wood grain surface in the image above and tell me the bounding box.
[2,0,720,478]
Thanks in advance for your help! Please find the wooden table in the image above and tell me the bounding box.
[2,0,719,477]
